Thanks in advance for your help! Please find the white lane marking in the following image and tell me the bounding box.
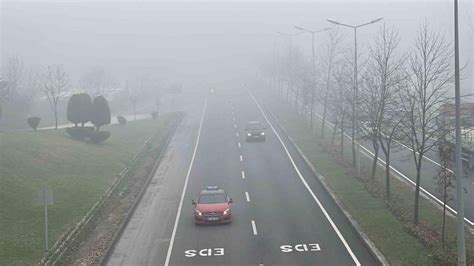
[238,142,241,148]
[232,111,234,115]
[249,91,361,266]
[260,264,264,266]
[313,112,474,226]
[241,170,246,179]
[236,132,239,137]
[233,117,236,121]
[164,99,208,266]
[234,124,237,129]
[245,192,250,202]
[240,155,243,162]
[251,220,258,235]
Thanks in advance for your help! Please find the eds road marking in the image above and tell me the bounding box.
[251,220,258,235]
[241,171,246,179]
[245,192,250,202]
[240,155,243,162]
[164,99,208,266]
[249,91,361,266]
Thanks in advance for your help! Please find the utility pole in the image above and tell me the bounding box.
[294,25,331,132]
[454,0,466,264]
[327,17,383,176]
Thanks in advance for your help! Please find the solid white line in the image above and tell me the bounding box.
[245,192,250,202]
[251,220,258,235]
[313,113,474,226]
[241,170,246,179]
[240,155,243,162]
[236,132,239,137]
[249,91,361,266]
[164,99,208,266]
[238,142,241,148]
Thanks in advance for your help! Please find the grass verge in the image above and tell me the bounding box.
[267,97,473,265]
[0,113,179,265]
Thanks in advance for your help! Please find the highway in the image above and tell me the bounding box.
[106,89,378,265]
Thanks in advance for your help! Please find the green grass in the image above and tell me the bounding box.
[0,113,178,265]
[269,100,444,265]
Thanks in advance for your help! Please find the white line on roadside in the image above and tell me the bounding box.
[251,220,258,235]
[164,99,208,266]
[245,192,250,202]
[249,91,361,266]
[241,171,246,179]
[238,142,241,149]
[313,113,474,227]
[240,155,243,162]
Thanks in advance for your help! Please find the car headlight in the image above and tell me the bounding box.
[261,132,265,136]
[195,209,202,216]
[223,208,230,215]
[247,133,251,136]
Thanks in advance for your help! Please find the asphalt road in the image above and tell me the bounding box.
[107,89,378,265]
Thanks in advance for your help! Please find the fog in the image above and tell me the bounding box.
[1,0,473,89]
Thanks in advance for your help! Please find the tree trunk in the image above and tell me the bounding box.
[332,120,338,145]
[54,105,58,130]
[371,140,379,179]
[414,159,422,225]
[340,116,344,158]
[321,90,329,139]
[385,152,391,198]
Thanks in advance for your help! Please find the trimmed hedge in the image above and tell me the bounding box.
[117,115,127,125]
[27,117,41,131]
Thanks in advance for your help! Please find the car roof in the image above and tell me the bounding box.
[200,186,226,195]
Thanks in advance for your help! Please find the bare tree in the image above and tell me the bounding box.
[79,66,111,97]
[360,25,405,181]
[2,55,24,100]
[402,22,453,225]
[40,65,69,129]
[435,141,455,251]
[320,28,343,139]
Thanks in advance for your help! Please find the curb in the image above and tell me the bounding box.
[263,103,389,266]
[99,113,184,265]
[39,113,183,265]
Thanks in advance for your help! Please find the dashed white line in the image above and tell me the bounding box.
[251,220,258,235]
[240,155,243,162]
[233,117,236,121]
[238,142,241,148]
[164,99,208,266]
[241,170,246,179]
[236,132,239,137]
[249,91,361,266]
[245,192,250,202]
[234,124,237,129]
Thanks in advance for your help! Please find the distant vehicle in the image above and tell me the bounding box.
[192,186,233,224]
[245,121,266,141]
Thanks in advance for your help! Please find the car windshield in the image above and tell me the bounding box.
[199,194,227,204]
[247,124,264,130]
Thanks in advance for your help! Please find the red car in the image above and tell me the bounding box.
[192,186,233,224]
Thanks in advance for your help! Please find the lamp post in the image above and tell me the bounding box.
[294,25,331,131]
[454,0,466,264]
[327,18,383,176]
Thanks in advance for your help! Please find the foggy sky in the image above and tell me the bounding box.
[1,1,473,90]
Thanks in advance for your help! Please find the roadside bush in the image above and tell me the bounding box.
[89,131,111,144]
[66,126,94,140]
[117,115,127,125]
[27,117,41,131]
[67,93,92,127]
[91,96,111,131]
[151,111,158,120]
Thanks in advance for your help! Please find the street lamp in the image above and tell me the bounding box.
[454,0,466,264]
[294,25,331,130]
[327,17,383,176]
